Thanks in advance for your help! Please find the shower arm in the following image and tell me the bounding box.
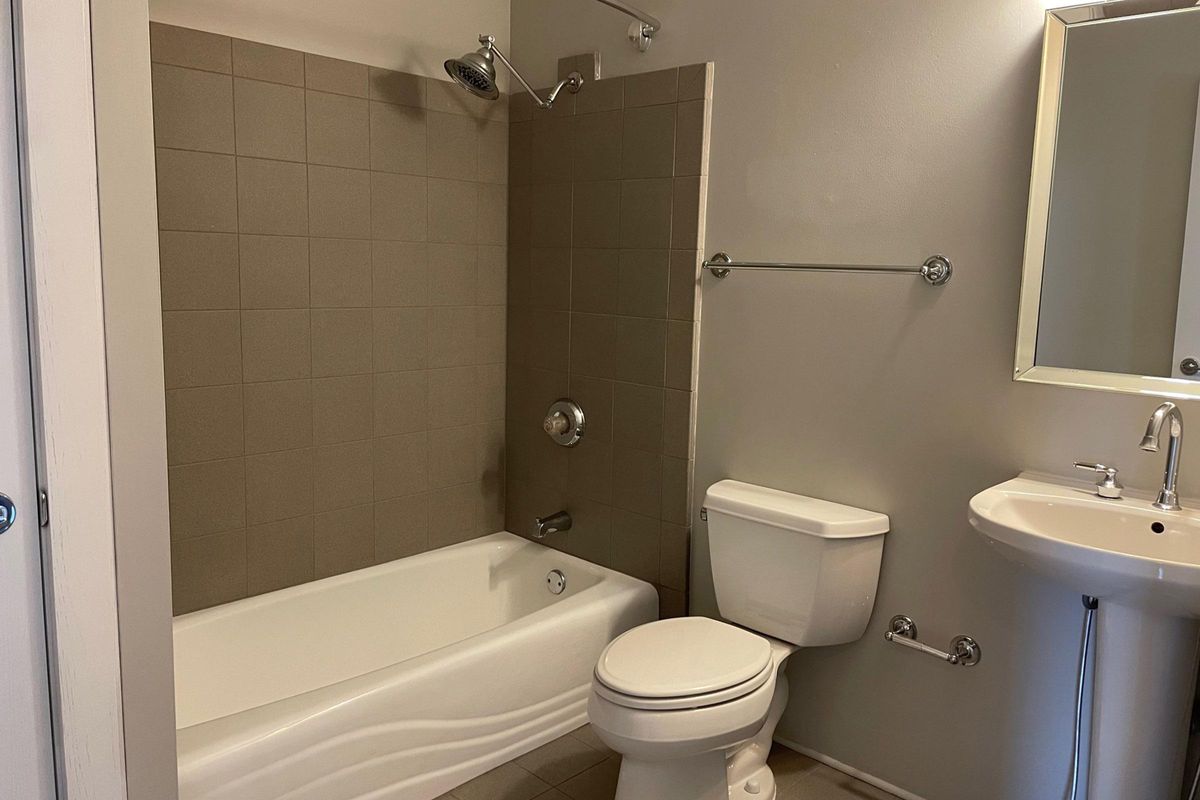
[479,36,581,110]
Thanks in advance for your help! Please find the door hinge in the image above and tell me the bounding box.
[38,489,49,528]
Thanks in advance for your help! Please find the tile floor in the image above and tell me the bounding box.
[438,724,901,800]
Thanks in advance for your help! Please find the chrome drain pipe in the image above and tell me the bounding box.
[1068,596,1098,800]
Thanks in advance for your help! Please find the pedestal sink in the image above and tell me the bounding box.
[969,474,1200,800]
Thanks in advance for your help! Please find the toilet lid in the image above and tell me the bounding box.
[595,618,772,698]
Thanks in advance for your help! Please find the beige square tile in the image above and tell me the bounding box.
[610,507,660,582]
[245,448,314,525]
[621,104,676,179]
[427,483,482,548]
[569,313,618,379]
[247,516,314,594]
[374,371,428,435]
[371,173,428,241]
[576,76,624,114]
[507,245,532,307]
[572,181,621,248]
[369,67,424,107]
[307,90,369,168]
[150,23,231,73]
[661,458,691,527]
[308,165,370,239]
[239,235,309,309]
[612,383,664,452]
[160,231,240,311]
[528,247,569,310]
[311,309,372,377]
[573,110,622,182]
[374,493,429,561]
[671,176,705,250]
[373,432,429,499]
[529,182,573,248]
[429,425,479,488]
[477,183,507,246]
[624,67,678,107]
[237,157,309,235]
[570,249,619,314]
[152,64,234,153]
[509,183,532,247]
[373,307,428,371]
[241,309,311,381]
[557,756,620,800]
[428,178,477,244]
[478,120,508,184]
[614,316,666,385]
[156,148,237,232]
[171,530,245,614]
[477,245,506,305]
[665,320,696,390]
[611,447,662,519]
[674,99,707,177]
[451,761,549,800]
[168,458,246,539]
[314,503,375,578]
[678,63,712,102]
[563,496,612,564]
[162,310,242,389]
[369,101,427,175]
[373,241,429,306]
[667,250,700,321]
[429,243,476,306]
[314,440,374,512]
[617,249,669,318]
[427,110,479,180]
[233,78,306,161]
[508,121,532,186]
[165,385,243,465]
[305,53,367,97]
[478,363,506,422]
[567,441,613,506]
[516,734,608,785]
[475,306,506,366]
[232,39,303,85]
[531,116,574,183]
[312,375,373,444]
[243,379,313,454]
[568,375,614,442]
[619,179,672,249]
[310,238,371,308]
[663,388,693,459]
[429,307,476,368]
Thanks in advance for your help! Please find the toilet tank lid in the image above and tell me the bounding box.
[704,480,889,538]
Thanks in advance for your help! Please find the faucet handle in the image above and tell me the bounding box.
[1073,462,1123,499]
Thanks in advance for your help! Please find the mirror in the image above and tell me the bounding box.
[1016,0,1200,398]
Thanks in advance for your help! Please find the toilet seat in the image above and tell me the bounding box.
[594,618,774,711]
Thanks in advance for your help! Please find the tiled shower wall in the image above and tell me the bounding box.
[151,24,509,614]
[505,63,711,617]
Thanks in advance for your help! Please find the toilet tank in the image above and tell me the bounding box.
[704,480,889,647]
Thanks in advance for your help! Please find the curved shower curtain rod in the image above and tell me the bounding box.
[592,0,662,50]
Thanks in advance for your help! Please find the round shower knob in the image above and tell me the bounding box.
[543,399,585,447]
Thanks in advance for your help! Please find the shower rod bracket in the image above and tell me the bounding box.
[703,252,953,287]
[884,615,981,667]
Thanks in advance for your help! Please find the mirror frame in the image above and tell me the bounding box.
[1014,0,1200,401]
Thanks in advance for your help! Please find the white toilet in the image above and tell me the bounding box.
[587,480,889,800]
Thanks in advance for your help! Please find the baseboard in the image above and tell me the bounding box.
[773,737,927,800]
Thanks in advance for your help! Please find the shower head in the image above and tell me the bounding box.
[446,34,582,110]
[444,43,499,100]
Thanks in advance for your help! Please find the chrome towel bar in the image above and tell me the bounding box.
[702,252,953,286]
[884,615,981,667]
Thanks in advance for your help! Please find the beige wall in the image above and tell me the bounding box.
[512,2,1200,798]
[147,0,510,91]
[1037,11,1200,377]
[152,25,507,614]
[504,62,711,618]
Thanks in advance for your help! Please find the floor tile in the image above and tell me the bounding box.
[451,762,550,800]
[516,734,608,785]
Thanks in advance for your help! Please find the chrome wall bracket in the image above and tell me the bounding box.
[884,614,981,667]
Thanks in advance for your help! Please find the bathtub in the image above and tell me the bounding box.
[174,532,657,800]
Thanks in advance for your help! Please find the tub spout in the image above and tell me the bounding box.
[534,510,572,539]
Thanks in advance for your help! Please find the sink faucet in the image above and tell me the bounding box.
[533,510,572,539]
[1140,402,1184,512]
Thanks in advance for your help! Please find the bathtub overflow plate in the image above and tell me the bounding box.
[546,569,567,595]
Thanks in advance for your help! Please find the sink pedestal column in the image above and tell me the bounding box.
[1089,602,1200,800]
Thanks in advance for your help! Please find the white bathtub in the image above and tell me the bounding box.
[174,532,657,800]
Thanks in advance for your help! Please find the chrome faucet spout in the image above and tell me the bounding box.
[1140,402,1184,512]
[533,510,572,539]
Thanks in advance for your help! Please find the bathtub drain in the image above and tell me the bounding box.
[546,569,567,595]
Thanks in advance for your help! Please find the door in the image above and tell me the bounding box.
[0,0,57,794]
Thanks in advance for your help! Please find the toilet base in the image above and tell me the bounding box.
[728,763,777,800]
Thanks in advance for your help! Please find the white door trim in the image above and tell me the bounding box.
[12,0,129,796]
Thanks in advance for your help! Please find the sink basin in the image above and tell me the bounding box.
[969,475,1200,616]
[970,473,1200,800]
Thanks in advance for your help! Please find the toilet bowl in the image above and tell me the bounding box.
[587,481,890,800]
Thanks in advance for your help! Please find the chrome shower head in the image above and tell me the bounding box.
[444,42,499,100]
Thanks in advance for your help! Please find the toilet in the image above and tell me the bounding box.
[587,480,889,800]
